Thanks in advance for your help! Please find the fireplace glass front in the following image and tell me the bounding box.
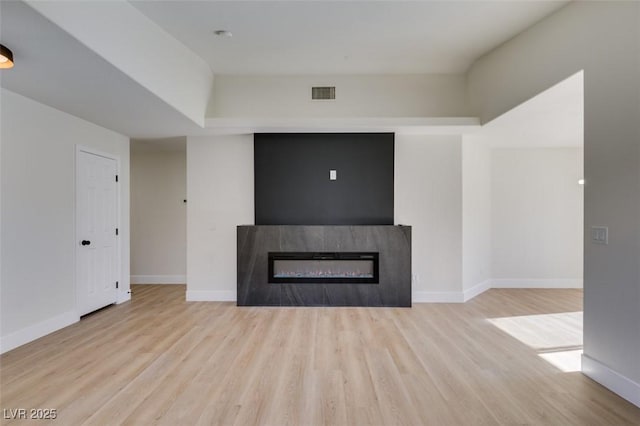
[268,252,379,284]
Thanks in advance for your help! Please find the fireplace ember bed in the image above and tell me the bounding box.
[268,252,379,284]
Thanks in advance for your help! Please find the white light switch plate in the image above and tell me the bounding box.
[330,170,337,180]
[591,226,608,244]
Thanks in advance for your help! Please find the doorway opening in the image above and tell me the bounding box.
[474,71,585,371]
[129,137,187,299]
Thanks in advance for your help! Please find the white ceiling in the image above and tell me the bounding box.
[0,1,202,139]
[480,71,584,148]
[129,0,568,75]
[1,0,573,140]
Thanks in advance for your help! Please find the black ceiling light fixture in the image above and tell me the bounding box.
[0,44,14,69]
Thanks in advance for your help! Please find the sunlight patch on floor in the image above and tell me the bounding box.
[487,311,582,351]
[538,349,583,373]
[488,311,583,372]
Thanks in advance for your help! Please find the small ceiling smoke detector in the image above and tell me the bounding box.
[213,30,233,38]
[0,44,14,69]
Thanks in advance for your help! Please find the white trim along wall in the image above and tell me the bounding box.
[131,275,186,284]
[0,89,130,354]
[413,279,582,304]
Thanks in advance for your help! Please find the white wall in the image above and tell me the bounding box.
[185,133,582,307]
[467,1,640,405]
[395,135,463,301]
[186,135,254,301]
[491,148,583,286]
[1,89,130,353]
[209,74,470,118]
[130,143,186,283]
[462,136,492,294]
[186,133,465,302]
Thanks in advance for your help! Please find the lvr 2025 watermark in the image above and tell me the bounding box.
[3,408,57,420]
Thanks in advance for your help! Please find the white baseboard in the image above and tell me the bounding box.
[0,310,79,354]
[413,280,491,303]
[463,280,492,302]
[413,278,581,304]
[186,290,236,302]
[491,278,583,289]
[582,354,640,408]
[130,275,186,284]
[413,291,464,303]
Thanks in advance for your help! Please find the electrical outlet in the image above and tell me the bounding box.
[330,169,337,180]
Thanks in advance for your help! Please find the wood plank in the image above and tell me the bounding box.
[0,285,638,425]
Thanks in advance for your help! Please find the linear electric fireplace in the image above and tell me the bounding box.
[238,226,411,306]
[268,252,379,284]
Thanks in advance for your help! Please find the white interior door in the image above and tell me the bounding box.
[76,149,118,316]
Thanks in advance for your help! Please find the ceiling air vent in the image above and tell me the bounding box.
[312,86,335,100]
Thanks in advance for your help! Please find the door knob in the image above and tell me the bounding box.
[81,240,91,246]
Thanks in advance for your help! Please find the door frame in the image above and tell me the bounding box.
[75,145,121,316]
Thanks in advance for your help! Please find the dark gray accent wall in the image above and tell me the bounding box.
[237,225,411,307]
[254,133,394,225]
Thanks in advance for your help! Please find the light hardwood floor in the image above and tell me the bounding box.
[1,285,639,425]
